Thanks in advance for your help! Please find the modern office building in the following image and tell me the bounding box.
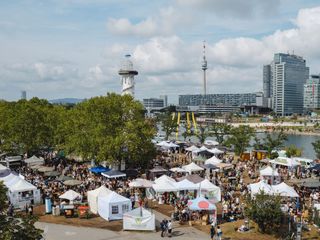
[143,98,165,109]
[304,74,320,111]
[179,93,260,107]
[264,53,309,116]
[159,95,168,107]
[21,91,27,100]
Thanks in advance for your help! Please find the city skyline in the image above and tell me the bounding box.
[1,0,320,104]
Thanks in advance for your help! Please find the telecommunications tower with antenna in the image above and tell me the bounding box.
[118,54,138,97]
[201,41,208,95]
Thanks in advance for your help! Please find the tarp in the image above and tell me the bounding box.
[249,180,273,197]
[88,186,112,214]
[205,156,222,165]
[101,170,126,178]
[90,166,110,174]
[174,179,199,191]
[260,166,279,177]
[182,162,204,174]
[129,178,154,188]
[98,191,131,221]
[199,179,221,202]
[270,157,300,167]
[123,207,155,231]
[188,196,217,211]
[59,190,82,201]
[272,182,299,198]
[24,155,44,166]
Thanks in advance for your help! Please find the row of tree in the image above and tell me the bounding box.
[0,94,156,168]
[159,111,320,158]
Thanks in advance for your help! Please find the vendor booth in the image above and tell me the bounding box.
[98,191,131,221]
[199,179,221,202]
[188,196,217,225]
[182,162,204,174]
[123,207,156,231]
[87,186,112,214]
[59,190,82,203]
[101,170,126,178]
[24,155,44,166]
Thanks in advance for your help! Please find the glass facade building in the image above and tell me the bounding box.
[304,75,320,110]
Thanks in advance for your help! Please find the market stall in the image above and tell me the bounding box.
[188,196,217,225]
[87,185,112,214]
[123,207,155,231]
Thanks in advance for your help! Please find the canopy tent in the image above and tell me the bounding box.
[24,155,44,166]
[59,190,82,201]
[192,155,207,163]
[169,167,187,173]
[188,196,217,211]
[204,140,219,146]
[154,174,175,184]
[87,186,112,214]
[200,146,208,151]
[38,166,54,173]
[208,148,224,155]
[148,166,168,180]
[98,191,131,221]
[152,177,177,193]
[249,180,273,197]
[272,182,299,198]
[182,162,204,174]
[57,175,73,181]
[178,174,204,184]
[9,178,36,192]
[205,156,222,165]
[123,207,155,231]
[202,164,219,170]
[174,179,199,191]
[260,166,279,177]
[44,171,60,177]
[0,164,8,171]
[292,157,314,167]
[199,179,221,202]
[156,141,179,149]
[123,169,139,178]
[270,157,300,167]
[214,163,233,169]
[129,178,154,188]
[90,166,110,174]
[185,145,200,152]
[63,179,82,186]
[101,170,126,178]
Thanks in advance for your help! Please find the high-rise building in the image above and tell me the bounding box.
[304,74,320,111]
[21,90,27,100]
[143,98,164,109]
[264,53,309,116]
[263,65,272,108]
[119,54,138,97]
[159,95,168,107]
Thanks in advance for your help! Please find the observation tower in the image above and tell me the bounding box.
[118,54,138,97]
[201,41,208,95]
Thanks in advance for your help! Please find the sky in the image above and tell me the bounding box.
[1,0,320,104]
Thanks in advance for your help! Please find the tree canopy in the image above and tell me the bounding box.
[312,139,320,159]
[225,125,255,156]
[158,111,178,140]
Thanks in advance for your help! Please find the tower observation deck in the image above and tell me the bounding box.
[118,54,138,97]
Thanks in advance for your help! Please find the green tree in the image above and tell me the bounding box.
[264,130,287,158]
[64,93,156,168]
[195,124,210,144]
[312,139,320,159]
[225,125,255,156]
[210,123,231,145]
[245,191,283,233]
[285,144,302,158]
[158,111,178,140]
[181,122,194,141]
[0,182,43,240]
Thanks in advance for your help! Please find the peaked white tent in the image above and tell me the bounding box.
[9,179,36,192]
[152,177,177,193]
[156,141,179,149]
[260,166,279,177]
[199,179,221,202]
[123,207,155,231]
[208,148,224,155]
[59,190,82,202]
[185,145,199,152]
[24,155,44,166]
[98,191,131,221]
[270,157,300,167]
[205,156,222,165]
[182,162,204,174]
[0,164,8,171]
[129,178,154,188]
[272,182,299,198]
[87,186,112,214]
[154,175,175,184]
[170,167,187,173]
[200,146,208,151]
[249,180,274,197]
[174,179,199,191]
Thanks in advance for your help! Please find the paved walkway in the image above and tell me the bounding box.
[36,209,209,240]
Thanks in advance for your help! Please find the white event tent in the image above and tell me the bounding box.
[98,191,131,221]
[185,145,199,152]
[200,179,221,202]
[204,140,219,146]
[129,178,154,188]
[152,177,177,193]
[260,166,279,177]
[154,175,175,184]
[174,179,199,191]
[59,190,82,202]
[156,141,179,149]
[170,167,187,173]
[248,180,274,197]
[182,162,204,174]
[205,156,222,165]
[24,155,44,166]
[272,182,299,198]
[270,157,300,167]
[123,207,155,231]
[88,186,112,214]
[209,148,224,155]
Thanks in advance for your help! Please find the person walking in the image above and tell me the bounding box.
[217,225,222,240]
[210,225,216,240]
[167,220,172,238]
[160,219,166,237]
